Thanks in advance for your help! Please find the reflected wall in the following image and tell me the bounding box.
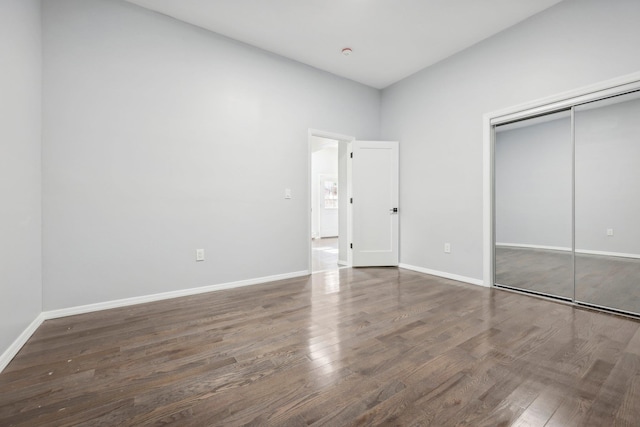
[494,111,573,299]
[575,92,640,314]
[494,90,640,316]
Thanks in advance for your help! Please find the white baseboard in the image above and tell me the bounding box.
[0,270,310,373]
[337,260,349,266]
[497,243,640,260]
[575,249,640,260]
[496,243,572,252]
[0,313,46,373]
[43,270,310,321]
[399,264,486,287]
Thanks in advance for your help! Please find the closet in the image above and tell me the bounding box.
[493,90,640,316]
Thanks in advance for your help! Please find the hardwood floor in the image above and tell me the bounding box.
[2,267,640,426]
[311,237,339,272]
[496,246,640,314]
[495,247,573,299]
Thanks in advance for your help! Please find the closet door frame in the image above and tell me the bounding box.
[483,72,640,309]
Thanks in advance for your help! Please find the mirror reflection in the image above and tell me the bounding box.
[494,111,573,299]
[494,90,640,317]
[575,91,640,314]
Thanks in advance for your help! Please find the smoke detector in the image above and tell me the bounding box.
[341,47,353,56]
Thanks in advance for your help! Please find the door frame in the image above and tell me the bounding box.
[483,71,640,288]
[308,129,355,272]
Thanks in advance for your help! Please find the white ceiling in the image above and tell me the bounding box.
[124,0,563,89]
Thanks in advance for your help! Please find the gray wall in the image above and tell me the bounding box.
[381,0,640,280]
[576,95,640,255]
[0,0,43,355]
[495,96,640,257]
[42,0,380,310]
[495,116,572,249]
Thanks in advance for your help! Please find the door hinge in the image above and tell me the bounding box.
[350,198,353,204]
[350,243,353,249]
[350,152,353,158]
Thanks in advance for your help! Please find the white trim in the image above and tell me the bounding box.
[576,249,640,260]
[496,243,640,260]
[308,129,355,143]
[43,270,310,321]
[489,72,640,126]
[496,243,572,252]
[0,313,46,373]
[337,260,349,266]
[399,263,486,287]
[346,143,353,267]
[496,244,640,261]
[483,71,640,288]
[482,114,493,290]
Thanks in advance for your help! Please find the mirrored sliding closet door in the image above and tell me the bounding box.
[494,110,573,299]
[574,91,640,314]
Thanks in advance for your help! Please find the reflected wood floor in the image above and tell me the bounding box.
[2,268,640,426]
[495,247,574,299]
[496,246,640,313]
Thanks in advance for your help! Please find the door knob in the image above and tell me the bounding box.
[390,208,398,213]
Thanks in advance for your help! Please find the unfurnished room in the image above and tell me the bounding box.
[2,0,640,425]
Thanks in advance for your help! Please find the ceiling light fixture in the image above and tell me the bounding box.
[341,47,353,57]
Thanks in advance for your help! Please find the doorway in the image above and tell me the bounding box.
[309,132,352,273]
[308,129,400,273]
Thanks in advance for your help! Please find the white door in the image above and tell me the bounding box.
[352,140,399,266]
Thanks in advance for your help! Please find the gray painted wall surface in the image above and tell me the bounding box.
[42,0,380,310]
[380,0,640,280]
[495,96,640,256]
[495,117,572,249]
[576,95,640,255]
[0,0,43,355]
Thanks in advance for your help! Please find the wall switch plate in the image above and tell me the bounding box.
[196,249,205,261]
[444,243,451,253]
[285,188,292,199]
[607,228,614,236]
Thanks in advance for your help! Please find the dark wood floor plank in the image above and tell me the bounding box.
[1,267,639,426]
[545,394,592,427]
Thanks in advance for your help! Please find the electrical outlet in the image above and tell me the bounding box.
[196,249,205,261]
[607,228,614,236]
[285,188,292,199]
[444,243,451,254]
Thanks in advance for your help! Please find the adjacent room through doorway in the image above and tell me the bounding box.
[310,136,340,272]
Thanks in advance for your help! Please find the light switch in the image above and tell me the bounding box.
[607,228,614,236]
[285,189,292,199]
[196,249,205,261]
